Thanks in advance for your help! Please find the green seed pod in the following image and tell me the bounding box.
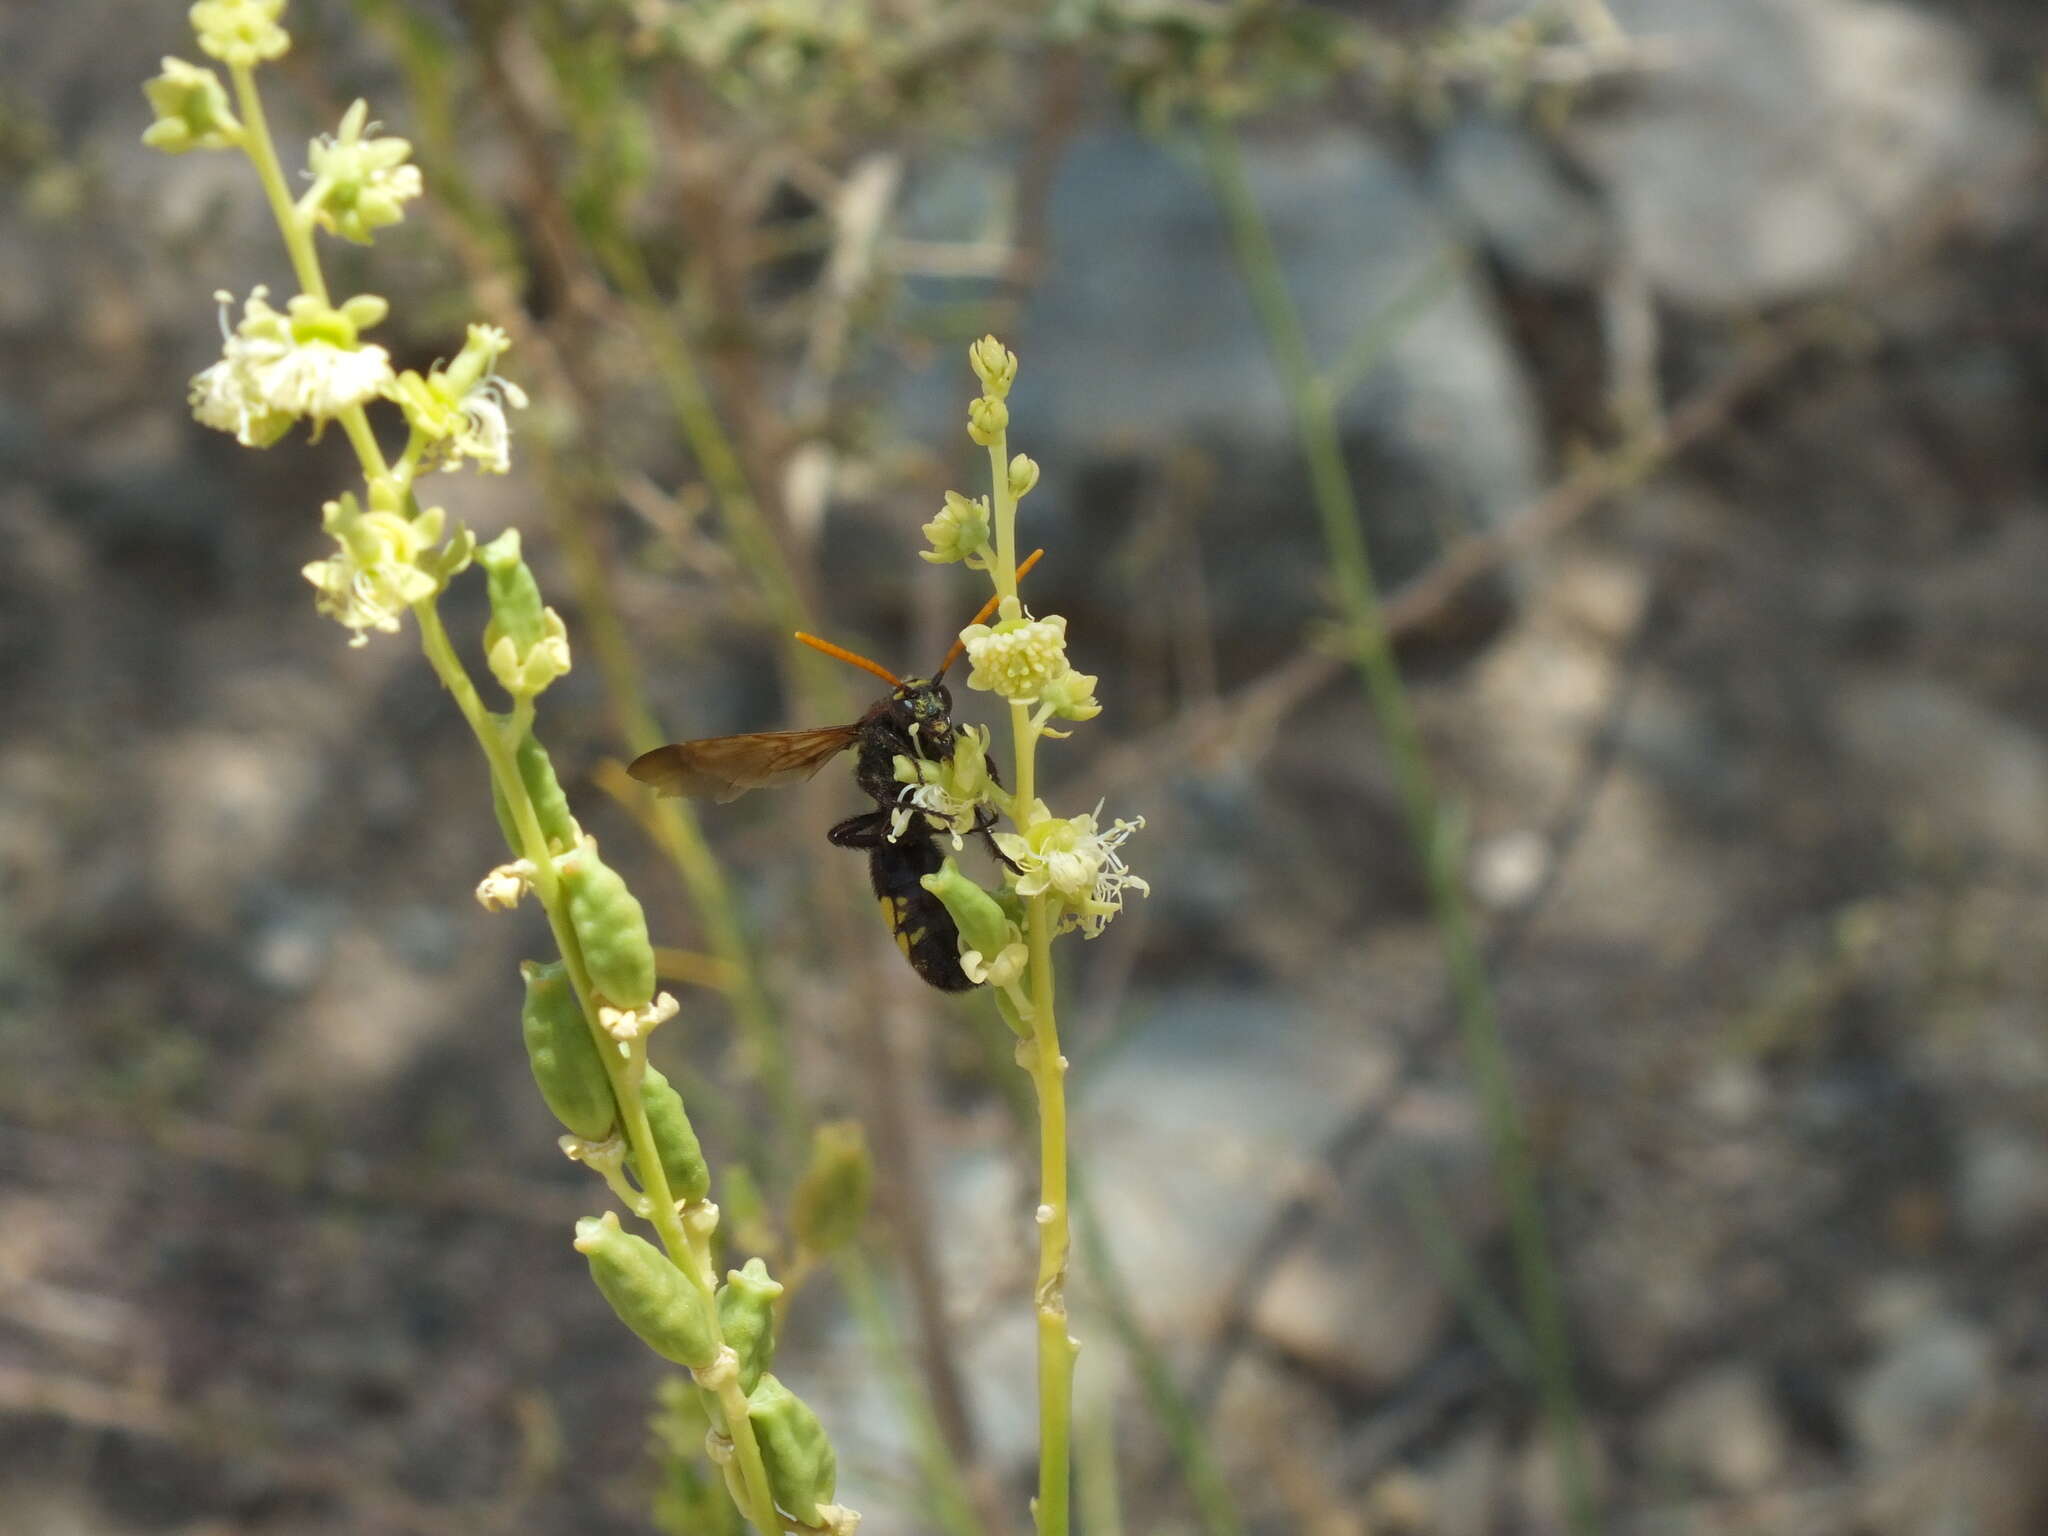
[746,1373,837,1527]
[629,1065,710,1203]
[791,1121,872,1257]
[573,1211,716,1368]
[717,1257,784,1396]
[919,858,1015,959]
[479,528,545,654]
[521,959,617,1140]
[559,838,656,1009]
[514,728,579,854]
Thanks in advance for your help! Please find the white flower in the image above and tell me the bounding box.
[961,941,1028,988]
[597,990,678,1043]
[960,603,1071,704]
[191,287,393,444]
[476,859,537,910]
[301,494,440,646]
[993,801,1150,938]
[252,332,394,418]
[891,725,993,849]
[387,324,529,475]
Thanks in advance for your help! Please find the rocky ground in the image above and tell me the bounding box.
[3,1,2048,1533]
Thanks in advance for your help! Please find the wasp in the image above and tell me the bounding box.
[626,552,1041,991]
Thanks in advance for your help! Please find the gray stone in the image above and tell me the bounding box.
[1956,1125,2048,1247]
[1437,115,1610,286]
[1640,1361,1789,1495]
[1847,1312,1995,1465]
[1569,0,2031,309]
[1836,678,2048,864]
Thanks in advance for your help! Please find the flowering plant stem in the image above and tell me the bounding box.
[1201,113,1599,1536]
[983,428,1075,1536]
[214,54,791,1536]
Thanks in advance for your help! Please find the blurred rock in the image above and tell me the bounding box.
[1250,1101,1494,1391]
[1836,678,2048,864]
[892,125,1542,665]
[1437,115,1610,286]
[1513,1421,1610,1533]
[1570,0,2032,309]
[1847,1309,1994,1465]
[1956,1124,2048,1246]
[1640,1361,1789,1495]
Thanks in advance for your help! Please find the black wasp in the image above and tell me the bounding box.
[626,553,1039,990]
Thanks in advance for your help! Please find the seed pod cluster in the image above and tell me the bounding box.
[521,959,617,1140]
[574,1211,715,1368]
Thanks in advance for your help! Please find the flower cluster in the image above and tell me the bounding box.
[389,325,530,476]
[305,100,422,245]
[301,494,465,647]
[913,335,1148,980]
[191,0,290,68]
[191,287,394,447]
[891,724,994,847]
[995,802,1150,939]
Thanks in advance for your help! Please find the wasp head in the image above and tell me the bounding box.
[890,677,956,755]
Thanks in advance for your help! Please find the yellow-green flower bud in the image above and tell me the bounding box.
[573,1211,716,1368]
[966,394,1009,447]
[479,529,545,653]
[479,532,569,696]
[142,58,242,153]
[558,837,656,1009]
[1008,453,1041,500]
[959,610,1071,704]
[920,857,1027,988]
[630,1065,711,1204]
[791,1120,873,1257]
[919,858,1013,963]
[919,490,990,566]
[717,1257,784,1395]
[1040,668,1102,723]
[968,334,1017,397]
[191,0,290,68]
[306,99,422,246]
[746,1374,838,1527]
[521,960,617,1140]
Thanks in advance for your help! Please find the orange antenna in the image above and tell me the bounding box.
[936,548,1045,680]
[794,631,902,687]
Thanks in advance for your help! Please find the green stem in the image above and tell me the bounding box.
[230,61,328,305]
[979,409,1073,1534]
[1025,891,1073,1536]
[1201,115,1599,1536]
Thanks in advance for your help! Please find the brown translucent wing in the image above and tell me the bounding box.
[626,724,861,803]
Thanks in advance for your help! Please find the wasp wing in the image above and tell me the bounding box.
[626,724,862,803]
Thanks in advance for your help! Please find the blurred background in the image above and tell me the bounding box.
[4,1,2048,1532]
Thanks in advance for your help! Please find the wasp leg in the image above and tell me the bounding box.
[971,801,1020,872]
[827,810,892,850]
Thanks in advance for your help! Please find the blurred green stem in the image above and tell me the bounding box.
[1201,114,1599,1536]
[1073,1181,1243,1536]
[835,1248,985,1536]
